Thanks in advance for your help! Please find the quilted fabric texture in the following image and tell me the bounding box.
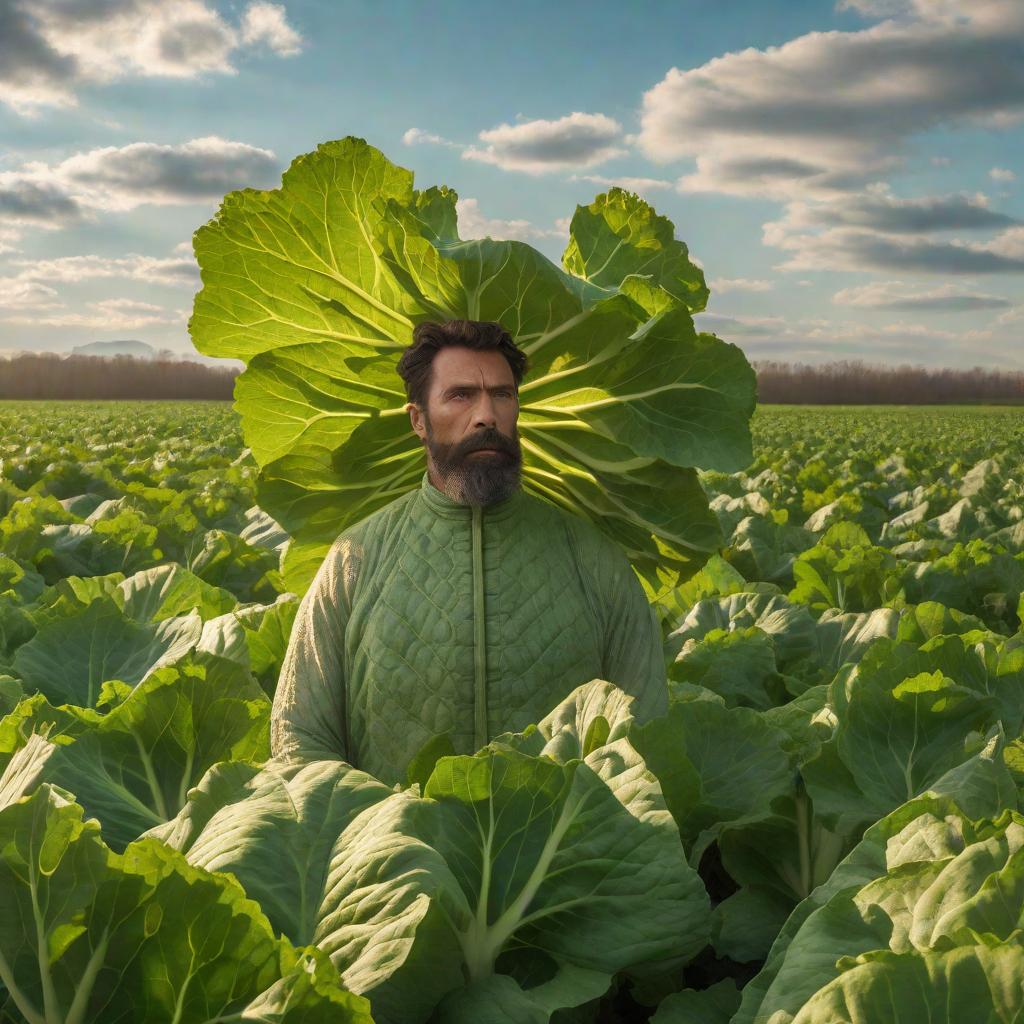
[271,469,669,785]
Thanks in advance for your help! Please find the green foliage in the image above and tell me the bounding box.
[4,330,1024,1018]
[187,136,756,598]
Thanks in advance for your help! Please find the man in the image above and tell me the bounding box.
[270,319,668,784]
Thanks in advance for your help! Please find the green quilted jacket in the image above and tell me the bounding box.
[270,469,668,785]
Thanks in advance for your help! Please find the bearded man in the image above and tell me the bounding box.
[270,319,668,783]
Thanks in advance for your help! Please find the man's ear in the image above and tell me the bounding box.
[407,402,426,440]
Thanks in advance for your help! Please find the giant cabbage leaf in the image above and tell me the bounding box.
[11,594,201,707]
[187,136,755,595]
[0,784,371,1023]
[0,653,270,848]
[734,732,1020,1024]
[147,680,709,1023]
[735,799,1023,1023]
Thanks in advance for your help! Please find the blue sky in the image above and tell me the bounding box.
[1,0,1022,368]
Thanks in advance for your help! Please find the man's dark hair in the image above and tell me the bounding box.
[396,319,529,409]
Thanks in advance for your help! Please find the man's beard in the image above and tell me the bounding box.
[422,416,523,506]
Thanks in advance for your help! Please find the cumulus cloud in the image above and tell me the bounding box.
[402,128,460,148]
[463,112,626,175]
[0,137,279,217]
[0,0,303,114]
[9,251,199,286]
[0,0,80,113]
[694,307,1021,367]
[567,173,674,194]
[763,188,1024,274]
[239,2,302,56]
[1,296,186,329]
[990,166,1016,181]
[994,304,1024,326]
[780,187,1018,234]
[0,179,85,227]
[638,0,1024,199]
[835,0,910,16]
[833,280,1013,311]
[765,222,1024,274]
[455,198,568,243]
[708,277,774,293]
[0,278,60,310]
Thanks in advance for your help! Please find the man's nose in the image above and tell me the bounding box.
[473,394,498,427]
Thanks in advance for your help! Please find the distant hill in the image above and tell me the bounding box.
[71,340,156,359]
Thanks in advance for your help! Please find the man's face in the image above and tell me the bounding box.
[406,346,523,506]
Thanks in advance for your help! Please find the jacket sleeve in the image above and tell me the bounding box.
[270,536,355,762]
[599,545,669,724]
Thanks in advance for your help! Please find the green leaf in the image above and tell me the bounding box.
[561,187,709,315]
[803,636,1015,834]
[632,700,795,854]
[792,942,1024,1024]
[119,563,238,622]
[188,137,754,594]
[0,654,270,847]
[0,785,371,1023]
[406,731,456,792]
[711,886,793,964]
[12,595,201,707]
[154,682,709,1023]
[650,979,741,1024]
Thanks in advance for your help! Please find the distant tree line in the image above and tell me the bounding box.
[755,360,1024,405]
[2,352,1022,405]
[0,352,239,400]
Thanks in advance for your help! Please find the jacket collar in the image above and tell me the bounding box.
[419,469,524,522]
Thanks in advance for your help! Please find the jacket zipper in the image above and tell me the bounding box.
[472,503,487,750]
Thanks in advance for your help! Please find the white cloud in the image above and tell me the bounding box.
[994,304,1024,326]
[708,277,774,293]
[89,297,167,314]
[637,1,1024,199]
[0,178,86,232]
[239,2,302,56]
[1,298,186,329]
[0,0,304,115]
[833,280,1013,310]
[694,307,1022,367]
[0,137,279,216]
[463,112,626,175]
[402,128,460,148]
[567,173,674,194]
[29,0,236,84]
[838,1,1017,28]
[0,227,22,254]
[775,187,1016,234]
[835,0,909,16]
[763,190,1024,275]
[455,198,568,243]
[931,156,952,166]
[765,221,1024,275]
[0,278,59,310]
[9,252,199,286]
[990,166,1016,182]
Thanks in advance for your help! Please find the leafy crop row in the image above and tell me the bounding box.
[1,400,1021,1022]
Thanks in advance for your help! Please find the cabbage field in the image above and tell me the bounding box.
[1,398,1022,1023]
